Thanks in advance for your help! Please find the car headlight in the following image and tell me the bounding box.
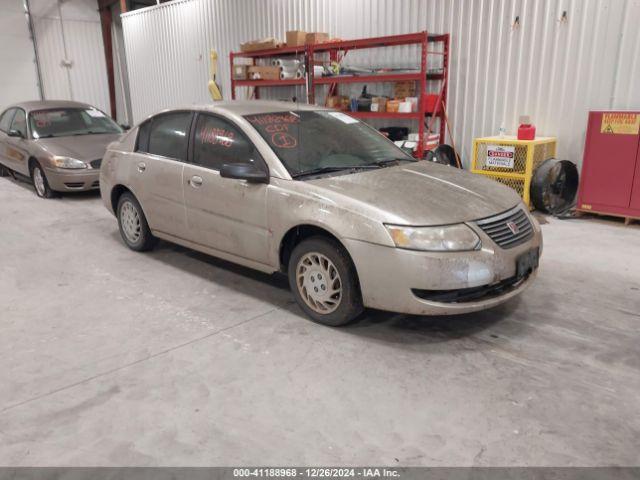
[52,156,87,169]
[385,224,481,251]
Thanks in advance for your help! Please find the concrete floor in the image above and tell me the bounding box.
[0,175,639,467]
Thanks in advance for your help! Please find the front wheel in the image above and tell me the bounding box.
[288,236,364,326]
[116,192,157,251]
[31,162,57,198]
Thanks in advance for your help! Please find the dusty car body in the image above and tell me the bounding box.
[0,100,123,198]
[100,101,542,326]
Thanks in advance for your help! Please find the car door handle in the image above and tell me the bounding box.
[137,162,146,172]
[189,175,203,187]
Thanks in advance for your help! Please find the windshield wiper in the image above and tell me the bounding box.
[292,165,380,179]
[71,131,98,136]
[374,157,417,167]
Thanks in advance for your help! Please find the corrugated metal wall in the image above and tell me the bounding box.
[0,0,41,110]
[30,0,110,113]
[122,0,640,167]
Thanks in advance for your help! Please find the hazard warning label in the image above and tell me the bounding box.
[600,112,640,135]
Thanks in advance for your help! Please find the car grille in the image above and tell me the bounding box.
[475,206,534,249]
[90,158,102,169]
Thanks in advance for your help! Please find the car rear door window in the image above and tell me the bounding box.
[136,120,151,153]
[0,109,16,133]
[147,112,192,161]
[10,109,27,138]
[192,114,261,171]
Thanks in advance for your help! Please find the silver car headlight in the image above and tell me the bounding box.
[52,156,87,169]
[385,224,481,251]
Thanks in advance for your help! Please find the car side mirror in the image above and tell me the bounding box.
[7,129,23,138]
[120,124,130,131]
[220,162,268,184]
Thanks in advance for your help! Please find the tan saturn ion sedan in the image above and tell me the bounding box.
[100,101,542,326]
[0,100,123,198]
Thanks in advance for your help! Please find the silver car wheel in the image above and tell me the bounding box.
[296,252,342,314]
[120,201,142,244]
[33,167,46,196]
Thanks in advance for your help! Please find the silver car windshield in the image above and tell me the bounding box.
[29,108,123,139]
[244,110,415,178]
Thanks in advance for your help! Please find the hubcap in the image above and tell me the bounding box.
[296,252,342,314]
[33,167,45,196]
[120,201,141,244]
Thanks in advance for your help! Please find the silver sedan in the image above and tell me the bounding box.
[0,100,123,198]
[100,101,542,326]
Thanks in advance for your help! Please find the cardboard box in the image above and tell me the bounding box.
[371,97,387,112]
[232,65,248,80]
[386,99,401,113]
[326,95,349,110]
[247,65,281,81]
[240,38,281,52]
[286,30,307,47]
[306,32,329,44]
[394,81,416,98]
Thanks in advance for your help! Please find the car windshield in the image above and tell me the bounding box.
[29,108,123,139]
[244,110,415,178]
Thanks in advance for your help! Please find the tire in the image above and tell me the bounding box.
[0,164,9,177]
[288,236,364,326]
[31,162,57,198]
[116,192,157,251]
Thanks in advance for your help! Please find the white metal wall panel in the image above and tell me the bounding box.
[122,0,640,167]
[33,16,72,100]
[30,0,110,113]
[0,0,41,111]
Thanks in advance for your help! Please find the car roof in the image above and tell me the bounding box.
[4,100,95,113]
[188,100,330,116]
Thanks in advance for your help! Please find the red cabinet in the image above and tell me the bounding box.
[577,111,640,219]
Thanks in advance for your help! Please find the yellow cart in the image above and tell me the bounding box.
[471,136,557,208]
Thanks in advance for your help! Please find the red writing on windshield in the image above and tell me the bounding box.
[199,126,235,148]
[271,132,297,149]
[246,113,300,126]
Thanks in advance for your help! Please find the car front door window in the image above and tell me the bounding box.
[193,114,263,171]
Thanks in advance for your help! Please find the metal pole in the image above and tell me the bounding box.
[24,0,44,100]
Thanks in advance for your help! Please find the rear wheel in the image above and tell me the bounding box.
[288,236,363,326]
[31,162,57,198]
[116,192,157,251]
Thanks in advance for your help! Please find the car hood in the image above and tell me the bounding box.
[34,133,122,162]
[308,161,522,225]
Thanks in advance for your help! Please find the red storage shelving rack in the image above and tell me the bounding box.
[230,44,307,95]
[229,32,449,159]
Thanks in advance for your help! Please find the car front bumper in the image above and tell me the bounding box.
[344,220,542,316]
[43,167,100,192]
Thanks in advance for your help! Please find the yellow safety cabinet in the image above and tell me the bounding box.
[471,136,557,207]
